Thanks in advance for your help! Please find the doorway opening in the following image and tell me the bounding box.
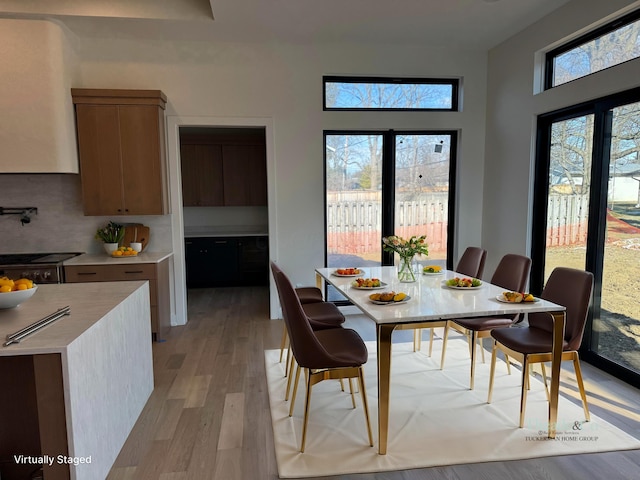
[166,116,276,324]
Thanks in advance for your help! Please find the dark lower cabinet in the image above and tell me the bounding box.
[238,236,269,285]
[185,236,268,287]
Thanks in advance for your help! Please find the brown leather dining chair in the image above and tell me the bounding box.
[413,246,488,366]
[445,253,532,389]
[273,268,374,453]
[271,262,347,400]
[455,246,488,279]
[271,262,344,362]
[487,267,593,428]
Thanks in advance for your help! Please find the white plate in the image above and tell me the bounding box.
[332,270,363,277]
[351,281,388,290]
[444,282,482,290]
[423,271,444,276]
[496,294,539,304]
[370,295,411,305]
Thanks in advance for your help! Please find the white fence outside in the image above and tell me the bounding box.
[327,192,590,254]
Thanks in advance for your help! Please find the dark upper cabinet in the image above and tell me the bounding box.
[180,130,267,207]
[222,145,267,206]
[180,144,224,206]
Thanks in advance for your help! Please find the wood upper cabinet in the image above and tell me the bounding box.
[72,89,169,216]
[180,130,267,207]
[180,143,224,206]
[222,145,267,206]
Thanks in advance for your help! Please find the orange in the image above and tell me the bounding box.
[0,285,12,293]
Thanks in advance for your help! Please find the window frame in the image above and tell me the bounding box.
[323,129,457,305]
[544,8,640,90]
[323,76,460,111]
[532,85,640,388]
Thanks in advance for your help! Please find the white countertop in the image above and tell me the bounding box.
[63,251,173,266]
[0,281,148,355]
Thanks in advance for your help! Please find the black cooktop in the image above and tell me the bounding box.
[0,252,82,265]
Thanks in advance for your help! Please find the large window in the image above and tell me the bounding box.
[323,76,459,111]
[325,130,456,302]
[533,87,640,388]
[545,9,640,89]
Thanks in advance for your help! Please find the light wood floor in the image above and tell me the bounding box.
[108,286,640,479]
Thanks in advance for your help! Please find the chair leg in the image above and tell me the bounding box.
[540,362,551,402]
[348,378,356,408]
[572,352,590,422]
[487,341,498,403]
[284,344,292,377]
[285,354,296,401]
[300,369,313,453]
[358,367,374,447]
[289,364,302,416]
[469,330,477,390]
[429,328,435,357]
[465,331,473,357]
[279,324,288,362]
[479,336,486,363]
[519,356,529,428]
[440,323,450,370]
[504,353,512,375]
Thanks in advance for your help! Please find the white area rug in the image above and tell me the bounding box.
[265,338,640,478]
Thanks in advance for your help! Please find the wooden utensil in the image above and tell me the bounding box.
[123,224,150,251]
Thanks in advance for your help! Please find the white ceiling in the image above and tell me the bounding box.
[0,0,572,49]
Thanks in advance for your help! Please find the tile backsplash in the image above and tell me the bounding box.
[0,174,172,254]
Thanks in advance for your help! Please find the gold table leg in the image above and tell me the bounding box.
[549,311,565,438]
[376,323,396,455]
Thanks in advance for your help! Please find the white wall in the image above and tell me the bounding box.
[67,35,488,319]
[483,0,640,276]
[183,206,268,229]
[0,19,79,173]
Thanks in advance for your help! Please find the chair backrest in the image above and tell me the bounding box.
[271,264,342,369]
[528,267,594,351]
[490,254,532,292]
[455,247,487,278]
[270,260,284,280]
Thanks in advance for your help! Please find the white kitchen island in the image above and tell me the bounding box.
[0,281,153,480]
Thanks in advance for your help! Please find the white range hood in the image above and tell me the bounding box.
[0,18,79,173]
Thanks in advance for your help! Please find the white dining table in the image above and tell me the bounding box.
[315,265,566,455]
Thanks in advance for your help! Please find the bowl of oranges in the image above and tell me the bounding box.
[0,277,37,309]
[111,246,139,258]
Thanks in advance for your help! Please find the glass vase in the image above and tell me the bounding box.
[398,255,416,282]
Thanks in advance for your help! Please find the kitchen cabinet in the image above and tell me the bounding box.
[72,89,169,216]
[185,236,268,287]
[0,282,152,480]
[185,237,239,287]
[180,143,224,206]
[180,131,267,207]
[64,257,171,342]
[238,236,269,284]
[222,145,267,206]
